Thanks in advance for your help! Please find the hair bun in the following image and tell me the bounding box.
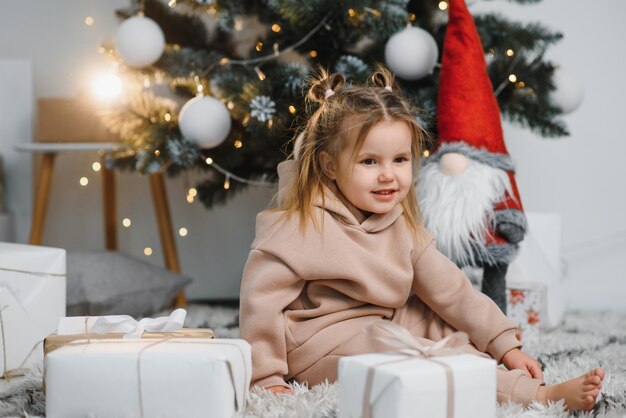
[308,69,346,103]
[370,66,396,91]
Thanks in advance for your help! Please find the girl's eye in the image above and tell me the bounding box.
[394,156,409,163]
[360,159,376,165]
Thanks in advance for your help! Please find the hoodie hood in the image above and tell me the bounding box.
[276,160,404,233]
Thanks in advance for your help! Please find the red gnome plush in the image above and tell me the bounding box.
[418,0,526,314]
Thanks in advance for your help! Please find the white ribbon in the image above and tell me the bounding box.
[57,308,187,339]
[367,321,470,356]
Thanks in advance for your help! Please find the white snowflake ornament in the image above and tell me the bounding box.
[250,96,276,123]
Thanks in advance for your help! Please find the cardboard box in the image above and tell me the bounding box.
[36,98,120,143]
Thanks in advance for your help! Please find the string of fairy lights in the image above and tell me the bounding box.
[78,0,540,257]
[76,155,192,257]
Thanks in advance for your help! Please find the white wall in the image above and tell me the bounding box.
[1,0,624,309]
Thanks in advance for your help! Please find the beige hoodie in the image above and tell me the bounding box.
[239,160,521,389]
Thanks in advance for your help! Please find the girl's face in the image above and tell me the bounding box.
[322,119,413,216]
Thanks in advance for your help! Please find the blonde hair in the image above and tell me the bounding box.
[280,65,430,235]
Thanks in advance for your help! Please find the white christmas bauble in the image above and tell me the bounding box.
[179,96,231,149]
[115,16,165,68]
[551,68,584,114]
[384,26,439,80]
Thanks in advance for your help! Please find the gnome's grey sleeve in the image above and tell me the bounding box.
[494,209,527,244]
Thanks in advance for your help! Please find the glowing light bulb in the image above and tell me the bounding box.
[224,176,230,190]
[271,24,281,32]
[79,177,89,186]
[92,162,101,172]
[310,50,318,58]
[188,188,197,197]
[164,113,171,121]
[122,218,131,227]
[509,74,518,83]
[205,157,214,165]
[84,16,94,26]
[144,247,153,256]
[178,227,188,237]
[289,105,296,114]
[438,1,448,10]
[168,0,176,7]
[423,150,430,157]
[234,140,243,149]
[256,42,263,52]
[186,195,194,203]
[348,9,356,17]
[254,67,266,81]
[92,73,122,100]
[220,57,229,65]
[506,49,515,57]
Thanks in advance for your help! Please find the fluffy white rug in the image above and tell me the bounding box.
[1,306,624,418]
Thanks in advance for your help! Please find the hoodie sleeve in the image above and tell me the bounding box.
[239,248,306,389]
[411,238,521,362]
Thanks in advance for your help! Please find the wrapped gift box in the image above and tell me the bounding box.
[338,352,496,418]
[0,242,65,374]
[44,334,251,418]
[506,280,546,345]
[507,212,566,329]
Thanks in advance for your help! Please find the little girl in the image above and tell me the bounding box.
[239,68,604,411]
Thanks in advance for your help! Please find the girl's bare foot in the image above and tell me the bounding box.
[536,368,605,411]
[266,385,293,394]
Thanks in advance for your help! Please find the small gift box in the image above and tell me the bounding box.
[44,309,251,418]
[0,242,65,376]
[338,322,496,418]
[506,280,546,345]
[507,212,566,329]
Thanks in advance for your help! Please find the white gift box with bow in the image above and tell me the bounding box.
[338,322,496,418]
[0,242,66,375]
[44,310,252,418]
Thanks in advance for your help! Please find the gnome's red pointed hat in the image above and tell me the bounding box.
[428,0,527,253]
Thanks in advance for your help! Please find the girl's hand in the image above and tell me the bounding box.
[501,348,543,380]
[266,385,293,394]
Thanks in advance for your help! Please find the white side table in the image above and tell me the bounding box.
[15,142,186,307]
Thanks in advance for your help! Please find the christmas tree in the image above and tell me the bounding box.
[98,0,566,209]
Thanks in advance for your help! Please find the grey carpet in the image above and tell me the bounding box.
[1,306,624,418]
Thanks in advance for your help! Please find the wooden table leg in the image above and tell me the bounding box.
[29,152,56,245]
[149,172,187,308]
[101,155,117,250]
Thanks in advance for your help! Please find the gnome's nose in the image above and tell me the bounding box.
[439,152,469,175]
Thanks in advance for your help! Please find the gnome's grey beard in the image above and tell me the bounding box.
[417,158,512,267]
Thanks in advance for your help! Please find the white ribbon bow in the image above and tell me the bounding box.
[366,321,470,356]
[57,308,187,339]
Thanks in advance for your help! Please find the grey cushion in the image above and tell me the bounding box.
[67,251,192,318]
